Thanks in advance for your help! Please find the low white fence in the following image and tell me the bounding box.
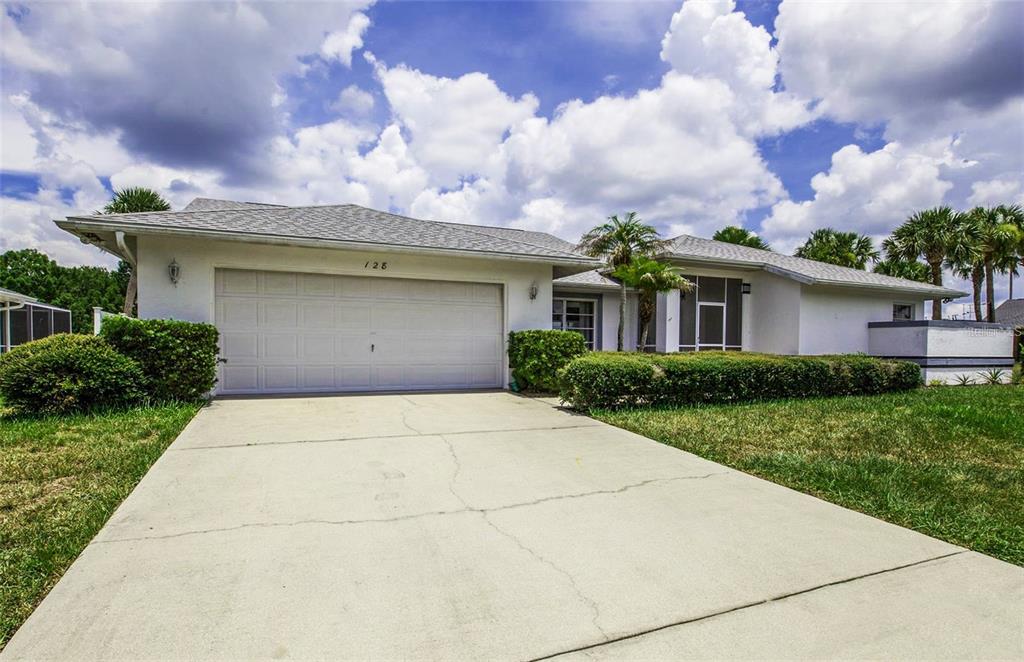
[93,307,126,335]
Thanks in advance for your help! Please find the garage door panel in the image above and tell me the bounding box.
[301,366,335,389]
[219,269,259,295]
[222,332,258,360]
[218,299,259,328]
[216,269,503,394]
[335,335,372,361]
[222,365,258,392]
[301,335,335,361]
[263,272,298,295]
[264,366,298,391]
[261,302,299,327]
[263,334,298,360]
[301,273,336,297]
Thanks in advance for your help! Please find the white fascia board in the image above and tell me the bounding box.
[55,218,601,269]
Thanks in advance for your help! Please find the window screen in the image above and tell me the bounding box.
[893,304,914,321]
[32,307,52,340]
[679,275,697,348]
[726,278,743,347]
[52,310,72,333]
[9,308,28,345]
[697,277,726,303]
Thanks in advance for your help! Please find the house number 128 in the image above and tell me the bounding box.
[364,261,388,270]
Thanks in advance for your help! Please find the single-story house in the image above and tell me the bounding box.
[0,287,73,353]
[55,198,1008,393]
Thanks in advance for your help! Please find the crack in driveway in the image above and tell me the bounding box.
[91,472,728,545]
[527,550,971,661]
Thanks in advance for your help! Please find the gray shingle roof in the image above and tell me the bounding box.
[995,299,1024,326]
[667,234,966,298]
[182,198,284,212]
[553,270,621,290]
[59,201,598,265]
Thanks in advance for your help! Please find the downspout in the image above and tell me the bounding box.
[115,231,136,267]
[115,232,138,316]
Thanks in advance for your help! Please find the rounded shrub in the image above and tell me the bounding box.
[101,316,219,402]
[508,329,588,393]
[0,334,146,416]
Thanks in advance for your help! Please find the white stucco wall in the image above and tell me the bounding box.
[798,287,907,354]
[136,235,555,381]
[746,271,801,354]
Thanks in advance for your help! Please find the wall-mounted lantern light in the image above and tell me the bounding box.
[529,281,538,300]
[741,282,751,295]
[168,259,181,286]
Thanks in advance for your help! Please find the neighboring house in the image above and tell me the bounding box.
[996,299,1024,362]
[0,287,73,353]
[56,198,998,393]
[995,299,1024,328]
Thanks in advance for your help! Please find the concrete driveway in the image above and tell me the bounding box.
[4,392,1021,660]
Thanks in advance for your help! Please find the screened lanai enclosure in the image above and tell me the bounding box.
[0,287,72,353]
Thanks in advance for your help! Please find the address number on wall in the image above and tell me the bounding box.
[364,260,389,270]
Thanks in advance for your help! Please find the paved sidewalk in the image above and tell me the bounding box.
[4,392,1021,660]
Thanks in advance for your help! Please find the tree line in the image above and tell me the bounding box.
[711,205,1024,322]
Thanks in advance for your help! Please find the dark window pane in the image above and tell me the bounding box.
[9,308,28,345]
[726,278,743,347]
[32,307,52,340]
[698,305,724,345]
[52,311,71,333]
[893,304,913,321]
[565,314,592,329]
[565,300,593,315]
[679,276,697,347]
[697,277,726,303]
[552,300,564,314]
[552,316,563,330]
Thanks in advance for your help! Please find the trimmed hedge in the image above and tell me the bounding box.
[0,334,146,415]
[101,316,219,402]
[558,351,922,410]
[508,329,588,392]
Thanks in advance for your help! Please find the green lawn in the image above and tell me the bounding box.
[594,386,1023,566]
[0,403,202,648]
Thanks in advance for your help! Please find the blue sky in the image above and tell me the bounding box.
[1,0,1022,306]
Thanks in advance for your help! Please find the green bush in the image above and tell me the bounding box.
[101,316,219,401]
[508,329,588,392]
[0,334,146,415]
[558,351,922,410]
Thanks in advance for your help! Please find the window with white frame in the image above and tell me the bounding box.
[553,297,596,349]
[892,303,915,321]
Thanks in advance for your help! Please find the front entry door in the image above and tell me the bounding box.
[697,303,725,350]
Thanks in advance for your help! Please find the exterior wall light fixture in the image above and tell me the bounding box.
[168,259,181,286]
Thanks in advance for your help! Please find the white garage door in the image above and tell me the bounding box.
[215,269,504,394]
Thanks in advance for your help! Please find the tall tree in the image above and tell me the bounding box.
[886,207,979,320]
[0,249,126,334]
[712,226,771,251]
[612,257,692,351]
[993,204,1024,306]
[101,187,171,315]
[577,212,671,351]
[873,255,932,284]
[794,228,879,269]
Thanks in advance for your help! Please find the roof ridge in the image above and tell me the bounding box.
[340,204,586,260]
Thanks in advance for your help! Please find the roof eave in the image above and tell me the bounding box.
[814,278,967,299]
[56,218,601,269]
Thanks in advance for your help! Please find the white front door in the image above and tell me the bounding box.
[215,269,504,394]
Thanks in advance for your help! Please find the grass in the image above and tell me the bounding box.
[594,386,1024,566]
[0,403,202,648]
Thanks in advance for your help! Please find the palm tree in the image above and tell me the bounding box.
[612,257,693,351]
[794,228,879,269]
[992,205,1024,310]
[873,254,932,284]
[712,226,771,251]
[886,206,979,320]
[577,212,671,351]
[966,206,1023,322]
[101,187,171,315]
